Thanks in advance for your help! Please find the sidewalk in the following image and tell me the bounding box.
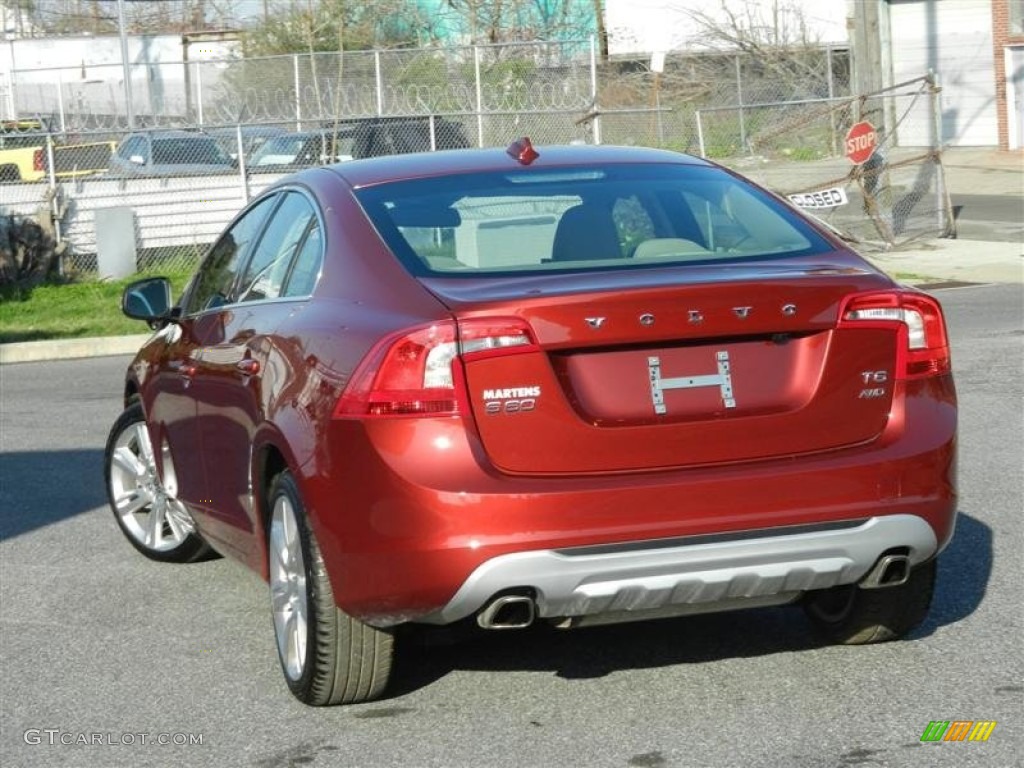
[942,147,1023,198]
[863,237,1023,285]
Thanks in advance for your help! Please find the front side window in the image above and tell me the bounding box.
[354,164,832,277]
[181,195,277,315]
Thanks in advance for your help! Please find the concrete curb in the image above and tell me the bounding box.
[0,334,151,365]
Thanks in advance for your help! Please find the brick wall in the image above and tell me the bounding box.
[993,0,1024,149]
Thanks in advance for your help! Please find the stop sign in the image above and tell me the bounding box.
[845,121,878,165]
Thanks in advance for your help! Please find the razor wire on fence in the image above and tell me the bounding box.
[0,40,950,276]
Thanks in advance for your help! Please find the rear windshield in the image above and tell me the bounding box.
[354,163,833,277]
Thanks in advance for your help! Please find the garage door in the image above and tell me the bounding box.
[889,0,997,147]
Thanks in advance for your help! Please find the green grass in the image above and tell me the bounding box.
[0,270,192,343]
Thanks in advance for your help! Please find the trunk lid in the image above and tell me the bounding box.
[425,262,899,474]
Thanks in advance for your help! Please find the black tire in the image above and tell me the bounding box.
[268,471,394,705]
[803,559,936,644]
[104,402,211,563]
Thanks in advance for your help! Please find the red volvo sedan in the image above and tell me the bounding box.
[106,140,957,706]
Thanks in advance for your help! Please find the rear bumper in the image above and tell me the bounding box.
[419,514,939,625]
[302,376,956,625]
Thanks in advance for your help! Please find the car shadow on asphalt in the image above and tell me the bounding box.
[0,449,107,540]
[388,510,991,698]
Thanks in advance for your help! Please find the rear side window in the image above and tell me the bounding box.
[237,192,317,302]
[282,219,323,297]
[181,195,276,314]
[355,164,831,277]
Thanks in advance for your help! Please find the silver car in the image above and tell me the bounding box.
[108,130,235,176]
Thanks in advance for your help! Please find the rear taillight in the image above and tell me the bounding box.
[838,291,951,379]
[334,317,537,418]
[32,149,44,172]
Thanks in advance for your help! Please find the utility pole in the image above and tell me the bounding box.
[848,0,887,97]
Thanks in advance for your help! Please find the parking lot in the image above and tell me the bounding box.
[0,282,1021,768]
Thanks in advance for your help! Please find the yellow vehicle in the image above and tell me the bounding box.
[0,119,115,182]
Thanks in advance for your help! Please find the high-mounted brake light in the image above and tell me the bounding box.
[334,317,537,418]
[838,291,951,379]
[506,137,539,165]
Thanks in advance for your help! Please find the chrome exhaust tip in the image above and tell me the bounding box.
[861,554,911,589]
[477,595,536,630]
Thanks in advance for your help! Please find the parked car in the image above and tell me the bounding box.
[0,118,115,182]
[249,116,470,171]
[207,124,288,162]
[107,139,957,706]
[249,129,354,170]
[107,130,234,176]
[348,115,470,156]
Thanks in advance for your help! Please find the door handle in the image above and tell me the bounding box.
[236,358,260,375]
[170,360,197,378]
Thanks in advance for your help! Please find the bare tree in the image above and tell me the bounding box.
[682,0,831,83]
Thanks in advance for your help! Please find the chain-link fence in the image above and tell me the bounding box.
[3,40,949,276]
[702,75,954,250]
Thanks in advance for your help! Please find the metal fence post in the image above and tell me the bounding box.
[590,35,601,145]
[116,0,136,129]
[695,110,706,157]
[236,124,250,204]
[826,45,837,155]
[928,71,954,236]
[294,54,302,131]
[45,134,64,275]
[474,45,484,148]
[735,54,746,153]
[55,73,67,132]
[375,50,384,116]
[196,61,205,127]
[428,114,437,150]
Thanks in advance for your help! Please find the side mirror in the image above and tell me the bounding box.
[129,154,145,165]
[122,276,173,327]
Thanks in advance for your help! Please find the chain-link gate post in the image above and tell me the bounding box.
[928,71,956,237]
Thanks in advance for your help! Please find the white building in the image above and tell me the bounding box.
[606,0,849,55]
[1,32,239,122]
[605,0,1022,149]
